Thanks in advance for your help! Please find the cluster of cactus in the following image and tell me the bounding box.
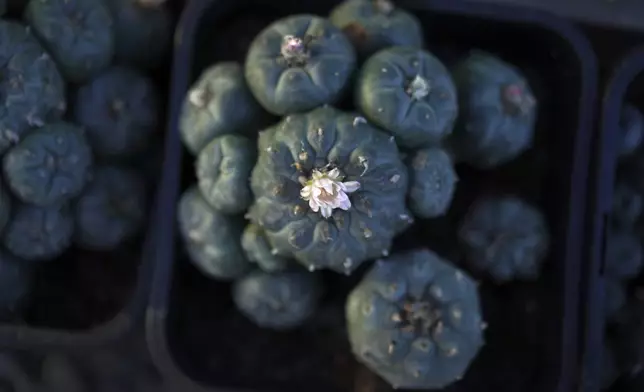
[602,103,644,390]
[0,1,172,317]
[176,0,550,388]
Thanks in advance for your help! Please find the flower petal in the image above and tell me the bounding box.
[312,170,323,180]
[309,198,319,212]
[300,185,312,199]
[343,181,361,193]
[337,193,351,210]
[321,206,333,218]
[328,168,340,179]
[316,178,333,194]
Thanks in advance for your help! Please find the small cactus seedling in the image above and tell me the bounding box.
[245,15,356,115]
[611,180,643,227]
[0,251,32,315]
[604,230,643,281]
[24,0,114,83]
[73,66,159,159]
[0,21,66,155]
[450,51,537,169]
[241,223,290,273]
[0,181,10,235]
[2,203,74,262]
[74,165,147,251]
[458,195,550,283]
[196,134,256,214]
[605,278,626,321]
[232,269,322,330]
[105,0,172,70]
[346,249,485,389]
[179,62,271,155]
[177,186,251,280]
[2,122,93,207]
[356,47,458,148]
[247,106,409,274]
[407,147,458,219]
[329,0,423,60]
[619,104,644,158]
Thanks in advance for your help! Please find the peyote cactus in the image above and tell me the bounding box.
[355,47,458,149]
[24,0,114,83]
[74,165,147,251]
[241,223,290,273]
[346,249,485,389]
[329,0,423,60]
[605,278,626,320]
[232,269,321,330]
[2,122,93,207]
[105,0,173,70]
[458,195,550,283]
[604,230,643,281]
[450,51,537,169]
[247,106,410,274]
[407,147,458,219]
[244,15,357,115]
[612,180,642,227]
[0,251,32,314]
[619,104,643,158]
[0,180,10,234]
[73,66,159,159]
[0,20,66,155]
[2,203,73,262]
[177,186,251,280]
[196,134,256,214]
[179,62,271,155]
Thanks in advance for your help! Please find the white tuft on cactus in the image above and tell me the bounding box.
[300,167,360,219]
[188,88,209,108]
[407,74,430,100]
[280,35,310,66]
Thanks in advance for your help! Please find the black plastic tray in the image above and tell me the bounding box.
[579,46,644,392]
[467,0,644,34]
[147,0,597,391]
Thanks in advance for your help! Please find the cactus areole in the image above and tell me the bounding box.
[280,35,312,67]
[501,83,536,116]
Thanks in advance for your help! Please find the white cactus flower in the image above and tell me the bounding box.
[300,168,361,219]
